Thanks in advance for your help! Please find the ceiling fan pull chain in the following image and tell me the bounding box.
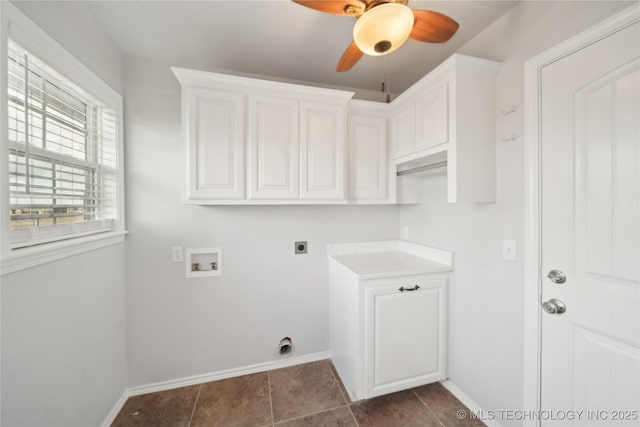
[385,53,392,103]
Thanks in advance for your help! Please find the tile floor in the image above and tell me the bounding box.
[112,360,485,427]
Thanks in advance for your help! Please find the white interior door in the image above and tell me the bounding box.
[540,21,639,425]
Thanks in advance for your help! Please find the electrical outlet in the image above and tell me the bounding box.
[172,246,184,263]
[503,240,517,261]
[295,241,307,254]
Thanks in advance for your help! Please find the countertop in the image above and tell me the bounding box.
[327,241,453,279]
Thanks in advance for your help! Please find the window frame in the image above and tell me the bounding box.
[0,3,126,275]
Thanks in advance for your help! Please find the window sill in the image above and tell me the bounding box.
[1,230,128,275]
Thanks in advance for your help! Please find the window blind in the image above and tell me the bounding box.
[7,40,118,248]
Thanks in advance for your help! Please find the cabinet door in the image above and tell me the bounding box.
[248,96,299,200]
[348,114,388,201]
[365,279,447,398]
[185,87,245,201]
[390,104,415,159]
[300,102,345,200]
[415,83,449,152]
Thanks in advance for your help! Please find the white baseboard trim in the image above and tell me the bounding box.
[441,379,503,427]
[127,350,331,396]
[101,390,128,427]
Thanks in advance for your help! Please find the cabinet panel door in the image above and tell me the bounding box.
[365,280,446,398]
[186,87,245,200]
[415,83,449,152]
[248,96,299,200]
[300,102,345,200]
[391,104,415,159]
[348,114,388,200]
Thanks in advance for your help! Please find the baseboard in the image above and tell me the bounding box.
[101,390,128,427]
[441,380,503,427]
[127,350,331,396]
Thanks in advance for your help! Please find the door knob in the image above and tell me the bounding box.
[542,298,566,314]
[547,269,566,284]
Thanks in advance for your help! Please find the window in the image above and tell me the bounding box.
[6,40,120,249]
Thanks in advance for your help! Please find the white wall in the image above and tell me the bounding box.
[1,2,127,426]
[1,245,127,426]
[9,0,123,94]
[398,1,635,425]
[123,57,399,387]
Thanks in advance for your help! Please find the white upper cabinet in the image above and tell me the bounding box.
[172,67,353,204]
[182,87,245,201]
[391,82,449,159]
[390,54,501,203]
[174,54,499,205]
[300,102,346,200]
[415,83,448,152]
[248,95,299,200]
[348,101,388,203]
[390,103,415,159]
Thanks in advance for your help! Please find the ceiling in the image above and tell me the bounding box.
[82,0,518,97]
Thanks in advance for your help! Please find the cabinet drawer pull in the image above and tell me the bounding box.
[398,285,420,292]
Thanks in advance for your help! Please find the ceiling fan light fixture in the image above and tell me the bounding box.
[353,3,414,56]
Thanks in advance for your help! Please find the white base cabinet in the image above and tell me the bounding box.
[365,278,446,398]
[329,263,448,401]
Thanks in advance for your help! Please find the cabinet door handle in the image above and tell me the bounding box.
[398,285,420,292]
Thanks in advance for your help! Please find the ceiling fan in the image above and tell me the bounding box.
[293,0,459,72]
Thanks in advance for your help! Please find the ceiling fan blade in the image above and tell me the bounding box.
[292,0,364,16]
[410,10,459,43]
[336,41,363,72]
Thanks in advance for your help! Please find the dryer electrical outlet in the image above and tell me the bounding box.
[295,241,307,254]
